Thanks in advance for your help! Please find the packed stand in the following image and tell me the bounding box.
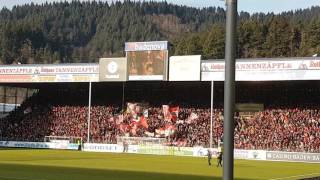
[0,97,319,153]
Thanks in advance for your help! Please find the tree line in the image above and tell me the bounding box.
[0,1,319,64]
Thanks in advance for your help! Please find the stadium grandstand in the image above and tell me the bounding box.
[1,80,320,153]
[0,41,319,155]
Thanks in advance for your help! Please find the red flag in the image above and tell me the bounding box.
[131,115,140,123]
[169,106,179,121]
[162,105,179,122]
[119,124,130,132]
[131,124,137,136]
[139,116,149,129]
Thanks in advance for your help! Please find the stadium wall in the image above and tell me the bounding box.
[1,141,319,163]
[81,143,320,163]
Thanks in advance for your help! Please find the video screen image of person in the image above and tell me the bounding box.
[128,50,166,76]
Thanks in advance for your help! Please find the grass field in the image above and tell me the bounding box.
[0,149,319,180]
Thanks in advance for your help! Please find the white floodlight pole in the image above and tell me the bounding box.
[87,81,92,143]
[210,81,214,149]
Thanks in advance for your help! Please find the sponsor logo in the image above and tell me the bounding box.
[107,61,118,74]
[84,144,119,152]
[0,141,76,150]
[125,41,168,51]
[13,142,49,149]
[267,153,272,159]
[266,151,320,162]
[105,74,120,79]
[33,68,41,74]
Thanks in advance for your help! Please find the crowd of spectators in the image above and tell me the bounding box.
[234,108,320,152]
[0,97,319,153]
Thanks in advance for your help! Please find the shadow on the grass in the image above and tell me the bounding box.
[0,163,250,180]
[301,177,320,180]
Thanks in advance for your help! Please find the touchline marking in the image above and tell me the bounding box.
[0,176,45,180]
[269,173,320,180]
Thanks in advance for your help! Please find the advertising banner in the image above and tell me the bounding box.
[192,148,266,160]
[138,145,193,156]
[201,58,320,81]
[0,75,33,83]
[169,55,201,81]
[99,58,127,81]
[83,143,138,153]
[0,64,99,83]
[0,141,50,149]
[193,147,219,157]
[125,41,168,52]
[83,143,121,153]
[266,151,320,163]
[127,50,168,80]
[0,141,78,150]
[234,149,266,160]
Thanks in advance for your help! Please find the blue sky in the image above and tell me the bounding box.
[0,0,320,14]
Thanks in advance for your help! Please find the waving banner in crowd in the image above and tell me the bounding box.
[185,112,199,124]
[120,103,180,138]
[162,105,171,121]
[155,124,176,137]
[162,105,179,122]
[125,103,149,129]
[157,105,179,137]
[170,106,179,121]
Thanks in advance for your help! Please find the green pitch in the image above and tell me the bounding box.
[0,149,319,180]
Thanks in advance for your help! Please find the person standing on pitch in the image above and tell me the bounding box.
[207,149,212,166]
[77,139,82,151]
[123,140,129,153]
[217,146,223,167]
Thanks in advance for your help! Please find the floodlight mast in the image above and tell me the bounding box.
[87,81,92,143]
[210,81,214,149]
[223,0,237,180]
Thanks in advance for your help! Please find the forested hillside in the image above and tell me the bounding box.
[0,1,319,64]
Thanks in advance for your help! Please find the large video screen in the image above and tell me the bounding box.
[125,41,168,81]
[127,50,168,80]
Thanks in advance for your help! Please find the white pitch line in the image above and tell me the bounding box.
[0,176,45,180]
[269,172,320,180]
